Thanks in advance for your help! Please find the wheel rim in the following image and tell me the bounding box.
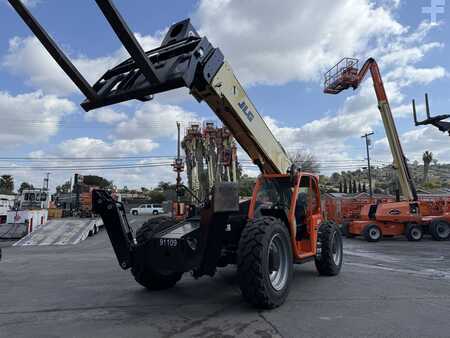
[267,233,289,291]
[437,223,450,238]
[331,231,342,265]
[370,227,380,240]
[411,228,421,240]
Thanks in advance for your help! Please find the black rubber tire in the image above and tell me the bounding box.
[315,222,343,276]
[135,216,173,245]
[153,210,159,215]
[132,210,138,216]
[237,216,293,309]
[405,223,423,241]
[131,216,182,290]
[363,224,382,242]
[131,264,182,291]
[429,220,450,241]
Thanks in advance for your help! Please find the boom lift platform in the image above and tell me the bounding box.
[412,93,450,136]
[9,0,343,308]
[324,58,450,242]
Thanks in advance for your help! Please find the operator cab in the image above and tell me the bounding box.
[249,173,322,260]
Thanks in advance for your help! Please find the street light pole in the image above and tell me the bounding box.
[362,132,374,198]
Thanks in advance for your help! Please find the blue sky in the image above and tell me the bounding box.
[0,0,449,190]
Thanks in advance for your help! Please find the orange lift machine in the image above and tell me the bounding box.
[324,58,450,242]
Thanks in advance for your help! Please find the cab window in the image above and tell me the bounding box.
[295,176,310,225]
[310,178,319,214]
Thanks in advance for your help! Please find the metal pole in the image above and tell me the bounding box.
[362,132,374,198]
[176,122,181,216]
[177,122,181,160]
[43,172,50,191]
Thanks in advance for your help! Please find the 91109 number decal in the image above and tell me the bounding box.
[160,238,178,247]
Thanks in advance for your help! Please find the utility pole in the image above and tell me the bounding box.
[43,172,50,191]
[172,122,184,219]
[362,132,374,198]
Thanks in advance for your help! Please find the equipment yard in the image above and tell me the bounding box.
[1,1,450,337]
[1,214,449,338]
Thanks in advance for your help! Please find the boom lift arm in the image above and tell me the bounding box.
[7,0,291,176]
[324,58,417,201]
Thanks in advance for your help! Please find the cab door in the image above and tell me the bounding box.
[289,174,322,259]
[308,176,322,253]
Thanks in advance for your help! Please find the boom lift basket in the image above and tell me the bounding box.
[324,57,359,94]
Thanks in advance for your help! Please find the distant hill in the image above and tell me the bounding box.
[320,163,450,195]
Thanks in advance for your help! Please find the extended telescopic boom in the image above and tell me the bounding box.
[324,57,417,201]
[8,0,291,175]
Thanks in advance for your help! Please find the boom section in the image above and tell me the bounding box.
[324,58,417,201]
[193,63,291,174]
[8,0,290,175]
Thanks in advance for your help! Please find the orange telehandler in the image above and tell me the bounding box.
[324,58,450,242]
[9,0,343,308]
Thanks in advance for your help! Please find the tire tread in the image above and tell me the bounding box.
[237,217,292,309]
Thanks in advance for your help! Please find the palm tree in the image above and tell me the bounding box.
[18,182,34,193]
[422,151,433,183]
[0,175,14,193]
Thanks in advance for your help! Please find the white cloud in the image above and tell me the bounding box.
[10,137,168,190]
[57,137,159,158]
[22,0,40,6]
[2,33,162,96]
[0,90,75,147]
[386,66,447,86]
[3,0,40,8]
[374,126,450,163]
[380,42,443,66]
[195,0,405,85]
[85,107,127,124]
[115,102,199,140]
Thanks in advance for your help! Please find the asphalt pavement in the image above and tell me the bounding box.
[1,215,450,338]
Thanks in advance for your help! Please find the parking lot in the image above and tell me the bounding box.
[1,215,450,338]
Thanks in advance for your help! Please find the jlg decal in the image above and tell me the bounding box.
[238,101,255,122]
[388,209,401,216]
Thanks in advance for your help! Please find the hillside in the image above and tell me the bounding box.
[321,162,450,194]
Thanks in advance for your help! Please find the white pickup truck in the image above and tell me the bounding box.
[130,203,164,216]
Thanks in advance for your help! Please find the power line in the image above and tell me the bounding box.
[0,155,177,161]
[0,163,173,171]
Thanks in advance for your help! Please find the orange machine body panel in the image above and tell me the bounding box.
[349,220,406,236]
[348,201,422,237]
